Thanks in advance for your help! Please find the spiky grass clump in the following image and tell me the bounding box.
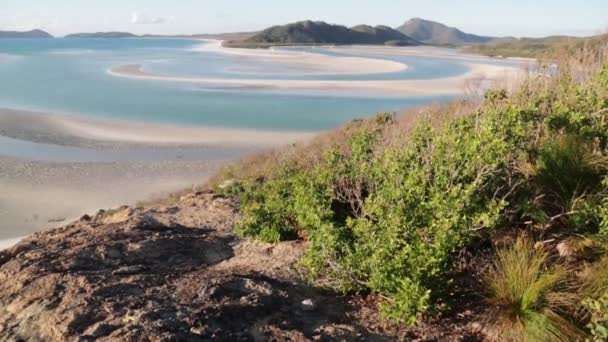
[483,238,584,341]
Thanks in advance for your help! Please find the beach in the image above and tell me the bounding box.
[0,108,317,148]
[109,61,520,97]
[197,40,409,75]
[108,43,524,97]
[0,108,314,246]
[0,43,524,249]
[0,236,23,250]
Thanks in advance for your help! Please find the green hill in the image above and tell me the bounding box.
[396,18,495,45]
[0,29,53,39]
[224,20,419,48]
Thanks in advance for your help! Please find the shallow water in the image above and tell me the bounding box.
[0,135,248,163]
[0,38,522,240]
[0,38,486,131]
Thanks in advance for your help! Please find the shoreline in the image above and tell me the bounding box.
[108,62,521,97]
[114,40,524,97]
[0,107,315,241]
[196,40,410,76]
[0,107,317,148]
[0,42,522,246]
[0,156,228,241]
[0,236,24,251]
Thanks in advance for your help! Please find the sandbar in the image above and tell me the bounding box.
[196,40,409,76]
[0,108,316,148]
[0,108,315,240]
[109,62,521,97]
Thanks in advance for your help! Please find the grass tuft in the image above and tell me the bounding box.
[482,238,585,341]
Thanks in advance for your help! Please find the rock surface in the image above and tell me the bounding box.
[0,191,481,341]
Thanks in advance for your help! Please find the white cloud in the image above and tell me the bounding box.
[131,12,167,25]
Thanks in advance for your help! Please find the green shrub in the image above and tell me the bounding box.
[482,238,584,341]
[232,56,608,323]
[235,167,302,243]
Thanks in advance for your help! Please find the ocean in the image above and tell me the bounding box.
[0,38,478,132]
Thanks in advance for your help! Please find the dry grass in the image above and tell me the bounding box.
[581,255,608,301]
[204,98,485,190]
[482,238,585,341]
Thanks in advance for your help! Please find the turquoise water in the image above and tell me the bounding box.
[0,38,478,131]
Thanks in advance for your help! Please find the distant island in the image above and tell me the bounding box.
[0,29,53,39]
[65,32,138,39]
[3,19,598,60]
[223,20,420,48]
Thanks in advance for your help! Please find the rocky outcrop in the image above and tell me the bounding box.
[0,191,480,341]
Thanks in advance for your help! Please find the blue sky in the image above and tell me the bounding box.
[2,0,606,37]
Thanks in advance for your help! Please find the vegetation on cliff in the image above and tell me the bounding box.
[211,37,608,339]
[463,34,607,59]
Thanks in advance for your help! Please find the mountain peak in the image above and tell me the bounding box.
[396,18,494,45]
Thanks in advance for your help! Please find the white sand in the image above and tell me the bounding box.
[196,40,409,76]
[0,237,23,251]
[54,113,316,147]
[0,108,314,240]
[0,108,316,148]
[109,40,525,97]
[0,167,219,240]
[109,62,521,97]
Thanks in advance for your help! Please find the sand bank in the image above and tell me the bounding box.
[112,40,524,97]
[109,62,520,97]
[196,40,409,76]
[0,157,224,240]
[0,108,314,240]
[0,108,316,148]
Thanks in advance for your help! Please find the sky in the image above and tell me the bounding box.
[1,0,607,38]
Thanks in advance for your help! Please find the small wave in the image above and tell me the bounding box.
[186,84,277,93]
[146,59,171,64]
[49,49,94,55]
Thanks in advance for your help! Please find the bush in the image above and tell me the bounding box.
[482,238,584,341]
[229,45,608,324]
